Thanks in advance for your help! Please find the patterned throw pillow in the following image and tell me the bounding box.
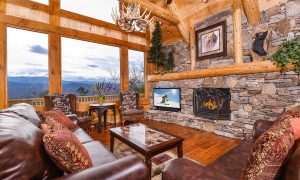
[121,91,137,109]
[51,94,72,115]
[241,114,297,180]
[43,117,93,174]
[41,111,78,131]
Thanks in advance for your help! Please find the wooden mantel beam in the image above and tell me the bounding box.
[121,0,180,25]
[241,0,260,25]
[147,61,294,82]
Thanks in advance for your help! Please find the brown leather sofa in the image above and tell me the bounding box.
[163,119,300,180]
[0,103,149,180]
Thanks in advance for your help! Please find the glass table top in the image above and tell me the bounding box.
[111,123,176,147]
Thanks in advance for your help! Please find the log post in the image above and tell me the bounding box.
[232,0,243,64]
[241,0,260,25]
[144,29,151,100]
[0,23,7,109]
[190,18,196,70]
[48,0,62,94]
[120,33,129,91]
[0,0,6,109]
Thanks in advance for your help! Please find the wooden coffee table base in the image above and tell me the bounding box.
[109,124,184,175]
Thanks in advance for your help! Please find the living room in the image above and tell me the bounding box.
[1,0,300,179]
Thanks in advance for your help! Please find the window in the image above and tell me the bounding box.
[30,0,48,5]
[61,37,120,96]
[61,0,118,23]
[7,28,48,100]
[128,50,145,94]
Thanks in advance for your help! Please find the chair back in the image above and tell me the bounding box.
[44,94,76,114]
[120,91,140,110]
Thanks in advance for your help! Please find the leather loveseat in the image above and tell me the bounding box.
[0,103,149,180]
[163,119,300,180]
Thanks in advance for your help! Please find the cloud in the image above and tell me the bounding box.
[30,45,48,55]
[87,64,99,68]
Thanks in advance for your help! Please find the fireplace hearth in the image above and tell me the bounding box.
[193,88,231,120]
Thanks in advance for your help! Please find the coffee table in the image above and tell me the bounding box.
[109,123,184,173]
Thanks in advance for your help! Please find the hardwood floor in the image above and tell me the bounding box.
[90,119,242,165]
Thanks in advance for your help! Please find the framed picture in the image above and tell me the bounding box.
[195,21,227,60]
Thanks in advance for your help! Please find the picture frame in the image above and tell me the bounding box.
[195,20,227,60]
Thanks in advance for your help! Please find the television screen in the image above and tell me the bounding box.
[153,88,181,111]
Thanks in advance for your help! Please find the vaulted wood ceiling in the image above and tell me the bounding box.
[142,0,286,45]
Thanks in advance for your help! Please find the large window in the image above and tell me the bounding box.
[128,50,145,94]
[7,28,48,100]
[61,37,120,96]
[61,0,118,23]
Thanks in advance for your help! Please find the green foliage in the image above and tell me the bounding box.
[268,37,300,74]
[148,22,166,70]
[165,52,174,72]
[76,86,89,96]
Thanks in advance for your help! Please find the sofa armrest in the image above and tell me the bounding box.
[163,158,229,180]
[57,155,149,180]
[252,120,275,139]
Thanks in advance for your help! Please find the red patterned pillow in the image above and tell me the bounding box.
[241,114,295,180]
[43,117,93,174]
[42,111,78,131]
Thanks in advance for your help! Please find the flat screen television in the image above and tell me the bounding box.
[153,88,181,112]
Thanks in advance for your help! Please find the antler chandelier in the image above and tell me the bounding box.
[111,1,154,32]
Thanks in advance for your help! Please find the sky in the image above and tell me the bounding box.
[7,0,144,82]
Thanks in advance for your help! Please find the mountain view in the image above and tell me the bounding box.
[8,76,120,100]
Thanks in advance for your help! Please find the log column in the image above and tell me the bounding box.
[190,18,196,70]
[0,23,7,109]
[144,29,152,99]
[241,0,260,25]
[232,0,243,64]
[0,0,6,109]
[120,33,129,91]
[48,0,62,94]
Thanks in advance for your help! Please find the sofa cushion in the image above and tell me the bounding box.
[208,140,254,180]
[241,114,295,180]
[43,119,93,174]
[1,103,41,127]
[42,111,78,131]
[72,128,94,144]
[51,94,72,115]
[83,141,117,166]
[281,140,300,180]
[0,112,62,179]
[163,158,232,180]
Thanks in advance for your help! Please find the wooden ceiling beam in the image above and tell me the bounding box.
[167,2,189,43]
[184,0,233,23]
[121,0,180,25]
[241,0,260,25]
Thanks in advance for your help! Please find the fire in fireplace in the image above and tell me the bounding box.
[193,88,231,120]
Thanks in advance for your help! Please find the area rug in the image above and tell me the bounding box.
[109,139,178,179]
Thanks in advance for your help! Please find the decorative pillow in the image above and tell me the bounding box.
[42,111,78,131]
[241,115,295,180]
[287,103,300,113]
[43,117,93,174]
[51,94,72,115]
[40,123,48,133]
[121,91,137,109]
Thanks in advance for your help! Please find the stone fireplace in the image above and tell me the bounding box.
[193,88,231,120]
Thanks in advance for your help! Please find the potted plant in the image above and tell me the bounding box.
[93,80,116,105]
[268,36,300,74]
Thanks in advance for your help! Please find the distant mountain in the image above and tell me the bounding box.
[8,76,120,100]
